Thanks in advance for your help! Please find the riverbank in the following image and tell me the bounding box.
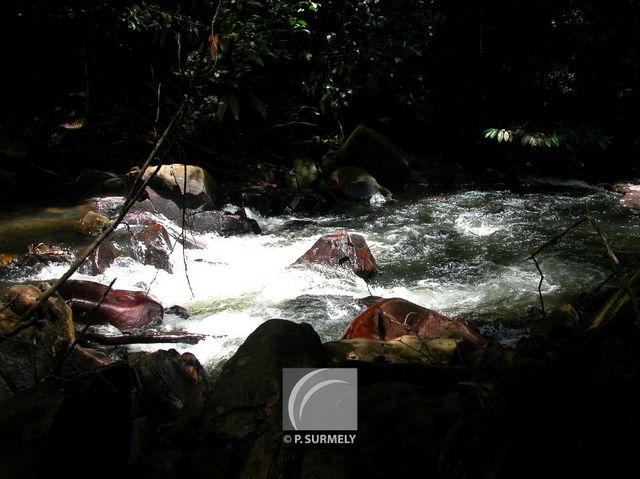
[1,270,639,478]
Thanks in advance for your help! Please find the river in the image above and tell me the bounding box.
[2,177,639,370]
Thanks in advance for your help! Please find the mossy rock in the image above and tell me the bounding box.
[332,125,410,186]
[324,335,460,366]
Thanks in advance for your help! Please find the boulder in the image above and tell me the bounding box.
[79,221,173,274]
[129,349,207,419]
[342,298,486,347]
[189,319,326,444]
[0,283,75,399]
[331,125,410,186]
[329,166,392,203]
[294,231,379,279]
[57,279,163,332]
[72,210,111,236]
[138,163,218,209]
[131,187,261,236]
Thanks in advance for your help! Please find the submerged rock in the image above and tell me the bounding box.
[57,279,163,332]
[342,297,486,347]
[294,230,379,279]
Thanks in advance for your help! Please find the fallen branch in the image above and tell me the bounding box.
[586,211,640,329]
[82,330,208,345]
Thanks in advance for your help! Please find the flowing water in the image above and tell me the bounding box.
[2,178,639,369]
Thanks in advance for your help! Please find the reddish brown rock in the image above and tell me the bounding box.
[342,298,486,347]
[294,230,379,279]
[57,279,163,332]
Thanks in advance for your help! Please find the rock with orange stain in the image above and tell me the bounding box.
[342,298,486,347]
[294,230,379,279]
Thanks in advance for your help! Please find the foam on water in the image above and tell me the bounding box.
[21,183,640,369]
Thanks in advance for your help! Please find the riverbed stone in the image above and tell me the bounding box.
[57,279,163,332]
[0,283,75,399]
[294,230,379,279]
[79,221,173,274]
[129,349,207,420]
[342,297,486,347]
[131,187,261,235]
[190,319,326,444]
[138,163,218,209]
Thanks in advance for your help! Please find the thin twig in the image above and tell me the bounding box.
[531,256,546,317]
[0,101,186,343]
[527,217,588,259]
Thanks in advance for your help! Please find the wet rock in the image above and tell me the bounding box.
[189,319,326,444]
[329,166,392,203]
[137,163,218,209]
[72,210,110,236]
[131,187,261,236]
[238,189,328,216]
[331,124,411,186]
[0,283,75,399]
[325,335,462,366]
[342,298,486,347]
[612,183,640,210]
[57,279,163,332]
[294,231,379,279]
[129,349,207,419]
[188,209,261,235]
[165,305,190,319]
[79,221,173,274]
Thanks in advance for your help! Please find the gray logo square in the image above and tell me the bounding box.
[282,368,358,431]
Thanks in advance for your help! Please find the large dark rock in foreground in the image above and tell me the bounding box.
[188,319,326,444]
[129,349,207,420]
[57,279,163,332]
[0,283,111,401]
[342,297,486,347]
[294,231,379,279]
